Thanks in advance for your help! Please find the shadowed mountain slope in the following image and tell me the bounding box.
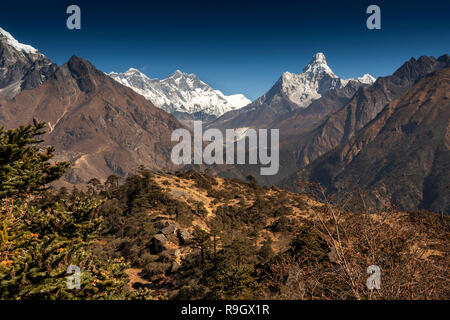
[0,27,57,98]
[293,67,450,213]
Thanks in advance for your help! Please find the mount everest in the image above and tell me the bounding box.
[108,68,251,120]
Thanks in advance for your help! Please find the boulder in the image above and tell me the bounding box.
[172,248,181,259]
[177,229,192,245]
[159,248,181,263]
[162,223,177,236]
[150,234,168,254]
[171,261,181,273]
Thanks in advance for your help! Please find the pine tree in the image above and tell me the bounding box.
[0,121,154,299]
[0,198,128,299]
[191,227,211,265]
[0,120,69,199]
[212,265,266,300]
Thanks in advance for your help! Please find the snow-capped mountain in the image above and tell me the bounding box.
[255,52,375,108]
[355,73,376,85]
[0,27,38,55]
[0,27,56,98]
[207,52,376,132]
[108,68,250,118]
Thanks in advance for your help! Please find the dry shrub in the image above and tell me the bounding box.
[296,183,450,300]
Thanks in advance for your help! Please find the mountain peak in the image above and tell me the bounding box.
[125,67,142,74]
[311,52,327,65]
[0,26,56,98]
[302,52,335,75]
[109,68,250,117]
[0,26,38,55]
[66,55,99,93]
[393,55,450,80]
[169,69,194,79]
[170,69,183,76]
[67,55,94,71]
[357,74,376,84]
[256,53,376,109]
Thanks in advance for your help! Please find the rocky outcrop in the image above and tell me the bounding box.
[0,27,56,98]
[150,234,169,254]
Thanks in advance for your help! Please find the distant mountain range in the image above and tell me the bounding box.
[208,52,375,131]
[0,26,448,213]
[108,68,250,122]
[206,53,450,213]
[277,54,450,170]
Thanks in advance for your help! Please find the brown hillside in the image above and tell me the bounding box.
[93,170,449,299]
[297,67,450,213]
[0,56,184,183]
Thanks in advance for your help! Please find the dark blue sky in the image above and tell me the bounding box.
[1,0,449,100]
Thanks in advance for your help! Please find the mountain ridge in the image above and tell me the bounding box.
[205,54,450,199]
[0,27,57,98]
[108,67,251,120]
[0,54,184,184]
[290,66,450,213]
[207,52,375,131]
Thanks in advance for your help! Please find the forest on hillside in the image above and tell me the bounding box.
[0,122,448,300]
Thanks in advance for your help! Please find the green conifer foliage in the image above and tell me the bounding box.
[0,198,145,299]
[0,122,154,299]
[0,120,69,199]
